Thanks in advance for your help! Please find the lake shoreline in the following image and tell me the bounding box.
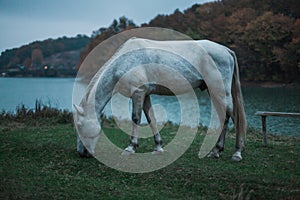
[241,81,300,88]
[1,77,299,137]
[1,76,300,88]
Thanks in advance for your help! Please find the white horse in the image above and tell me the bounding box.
[73,38,246,161]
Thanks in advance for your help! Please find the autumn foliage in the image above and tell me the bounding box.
[80,0,299,83]
[1,0,298,82]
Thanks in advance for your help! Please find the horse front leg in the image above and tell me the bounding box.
[122,90,145,155]
[143,95,164,154]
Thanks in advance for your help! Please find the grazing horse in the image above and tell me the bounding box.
[73,38,246,161]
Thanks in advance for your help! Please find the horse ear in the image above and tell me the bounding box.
[73,104,84,115]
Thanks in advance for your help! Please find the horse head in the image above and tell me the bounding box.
[73,104,101,157]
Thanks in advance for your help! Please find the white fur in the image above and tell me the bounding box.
[74,38,245,161]
[121,146,136,155]
[232,151,242,162]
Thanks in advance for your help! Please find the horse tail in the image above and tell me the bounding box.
[230,50,247,146]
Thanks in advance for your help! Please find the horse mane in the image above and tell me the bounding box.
[80,65,106,106]
[80,38,134,106]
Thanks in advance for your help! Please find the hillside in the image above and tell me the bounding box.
[1,0,299,81]
[0,35,89,77]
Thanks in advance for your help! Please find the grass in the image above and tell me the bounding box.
[0,108,300,199]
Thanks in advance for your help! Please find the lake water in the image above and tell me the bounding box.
[0,77,299,137]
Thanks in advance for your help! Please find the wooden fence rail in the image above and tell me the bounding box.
[255,111,300,145]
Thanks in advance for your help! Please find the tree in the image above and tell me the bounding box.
[242,12,295,81]
[22,57,31,68]
[77,17,137,75]
[31,48,43,68]
[272,19,300,81]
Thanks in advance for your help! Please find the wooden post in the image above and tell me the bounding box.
[261,116,267,145]
[255,111,300,146]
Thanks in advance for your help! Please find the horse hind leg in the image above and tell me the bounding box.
[207,114,230,158]
[207,94,233,159]
[143,95,164,154]
[229,112,244,162]
[227,102,243,162]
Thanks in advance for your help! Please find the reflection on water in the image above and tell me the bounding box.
[0,78,299,137]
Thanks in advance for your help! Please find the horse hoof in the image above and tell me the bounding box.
[231,152,242,162]
[121,150,135,155]
[152,147,164,154]
[207,151,219,158]
[78,149,94,158]
[152,150,163,155]
[121,146,135,155]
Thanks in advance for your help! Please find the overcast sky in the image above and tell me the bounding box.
[0,0,214,53]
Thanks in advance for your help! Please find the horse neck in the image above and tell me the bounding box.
[82,74,115,120]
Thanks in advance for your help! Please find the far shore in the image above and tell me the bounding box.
[241,81,300,88]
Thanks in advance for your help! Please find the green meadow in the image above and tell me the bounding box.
[0,109,299,199]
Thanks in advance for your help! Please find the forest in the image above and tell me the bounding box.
[80,0,300,83]
[1,0,299,82]
[0,35,89,77]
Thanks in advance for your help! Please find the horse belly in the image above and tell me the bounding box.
[145,70,203,95]
[149,81,202,96]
